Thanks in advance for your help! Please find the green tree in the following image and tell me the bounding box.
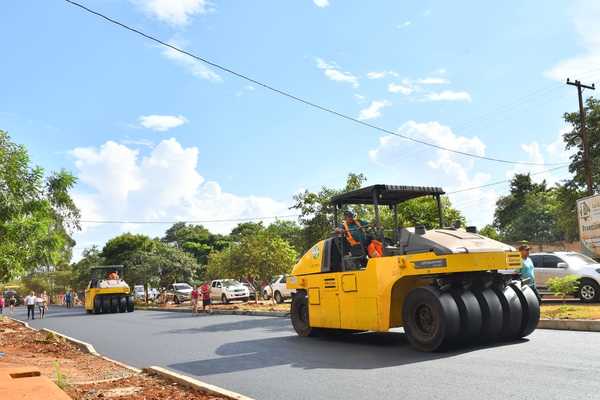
[563,96,600,193]
[265,220,304,253]
[0,131,80,282]
[70,246,105,291]
[479,224,500,240]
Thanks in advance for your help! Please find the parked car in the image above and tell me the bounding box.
[210,279,250,304]
[530,251,600,302]
[164,283,193,304]
[242,282,257,301]
[262,275,295,303]
[133,285,158,301]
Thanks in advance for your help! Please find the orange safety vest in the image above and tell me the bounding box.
[342,220,365,247]
[368,240,383,258]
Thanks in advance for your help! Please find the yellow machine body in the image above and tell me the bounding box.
[84,286,130,311]
[288,239,522,332]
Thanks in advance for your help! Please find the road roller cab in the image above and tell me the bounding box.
[287,184,540,351]
[84,266,135,314]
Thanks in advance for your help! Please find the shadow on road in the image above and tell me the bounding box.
[168,331,528,376]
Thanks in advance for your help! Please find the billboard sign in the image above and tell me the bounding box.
[577,194,600,257]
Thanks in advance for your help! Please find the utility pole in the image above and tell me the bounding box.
[567,78,595,196]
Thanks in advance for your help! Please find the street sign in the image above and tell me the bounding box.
[577,194,600,257]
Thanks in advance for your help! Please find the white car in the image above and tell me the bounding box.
[530,251,600,302]
[263,275,296,303]
[210,279,250,304]
[133,285,158,301]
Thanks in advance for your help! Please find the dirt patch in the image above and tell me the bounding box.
[0,317,230,399]
[541,304,600,320]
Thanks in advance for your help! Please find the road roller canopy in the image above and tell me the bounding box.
[90,265,125,280]
[330,184,445,206]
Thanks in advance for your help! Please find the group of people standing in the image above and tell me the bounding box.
[24,291,49,320]
[191,282,211,314]
[0,295,17,315]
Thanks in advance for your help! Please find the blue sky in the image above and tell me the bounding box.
[2,0,598,258]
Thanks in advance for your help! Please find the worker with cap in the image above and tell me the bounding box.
[518,242,540,302]
[336,211,368,252]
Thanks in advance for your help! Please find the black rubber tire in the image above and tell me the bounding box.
[494,285,523,341]
[578,279,600,303]
[125,296,134,312]
[450,289,482,342]
[241,297,249,303]
[290,292,319,337]
[119,296,127,313]
[402,286,461,352]
[102,296,111,314]
[472,287,503,342]
[221,294,229,304]
[93,296,102,314]
[510,283,540,338]
[174,296,180,305]
[274,291,284,304]
[110,296,119,313]
[263,291,270,300]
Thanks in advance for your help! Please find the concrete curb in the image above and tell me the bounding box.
[144,366,255,400]
[538,318,600,332]
[137,306,289,317]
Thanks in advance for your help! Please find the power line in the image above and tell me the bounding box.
[63,0,564,167]
[446,164,570,195]
[79,214,300,224]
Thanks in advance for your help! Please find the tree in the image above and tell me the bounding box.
[563,97,600,193]
[0,131,80,282]
[479,225,500,240]
[265,220,304,254]
[70,246,105,290]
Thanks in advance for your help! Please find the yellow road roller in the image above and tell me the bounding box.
[84,266,134,314]
[287,185,539,351]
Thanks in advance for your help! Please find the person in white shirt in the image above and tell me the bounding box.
[24,292,36,320]
[36,295,45,319]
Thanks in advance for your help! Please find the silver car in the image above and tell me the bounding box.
[530,252,600,302]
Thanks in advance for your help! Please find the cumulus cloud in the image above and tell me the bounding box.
[388,82,414,95]
[162,38,222,82]
[545,1,600,81]
[70,138,290,258]
[368,121,496,227]
[398,21,412,28]
[130,0,209,26]
[138,115,187,131]
[358,100,391,121]
[546,127,574,162]
[367,71,399,79]
[313,0,330,7]
[424,90,472,102]
[315,58,359,88]
[417,77,450,85]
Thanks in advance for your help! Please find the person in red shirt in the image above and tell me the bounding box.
[191,285,199,315]
[200,282,211,314]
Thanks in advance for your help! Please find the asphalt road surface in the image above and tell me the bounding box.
[10,306,600,400]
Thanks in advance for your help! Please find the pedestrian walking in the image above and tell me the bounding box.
[72,291,79,306]
[519,243,541,302]
[36,294,45,319]
[201,282,211,314]
[24,292,36,320]
[191,285,199,315]
[42,291,49,317]
[0,296,4,314]
[64,290,72,308]
[8,295,16,314]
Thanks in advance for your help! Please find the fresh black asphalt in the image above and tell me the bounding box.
[10,305,600,400]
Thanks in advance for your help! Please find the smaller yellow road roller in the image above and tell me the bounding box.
[287,184,539,351]
[84,266,134,314]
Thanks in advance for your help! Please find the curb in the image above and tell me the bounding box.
[137,306,289,318]
[144,366,255,400]
[537,318,600,332]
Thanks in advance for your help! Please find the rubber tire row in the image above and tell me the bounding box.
[93,295,135,314]
[402,283,540,352]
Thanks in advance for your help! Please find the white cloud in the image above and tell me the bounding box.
[368,121,496,227]
[131,0,208,26]
[70,138,290,259]
[353,94,367,103]
[546,127,574,162]
[367,71,399,79]
[313,0,330,7]
[138,115,187,131]
[417,77,450,85]
[505,142,551,184]
[424,90,472,102]
[398,21,412,28]
[162,38,222,82]
[388,82,414,95]
[545,1,600,81]
[358,100,391,121]
[315,58,359,88]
